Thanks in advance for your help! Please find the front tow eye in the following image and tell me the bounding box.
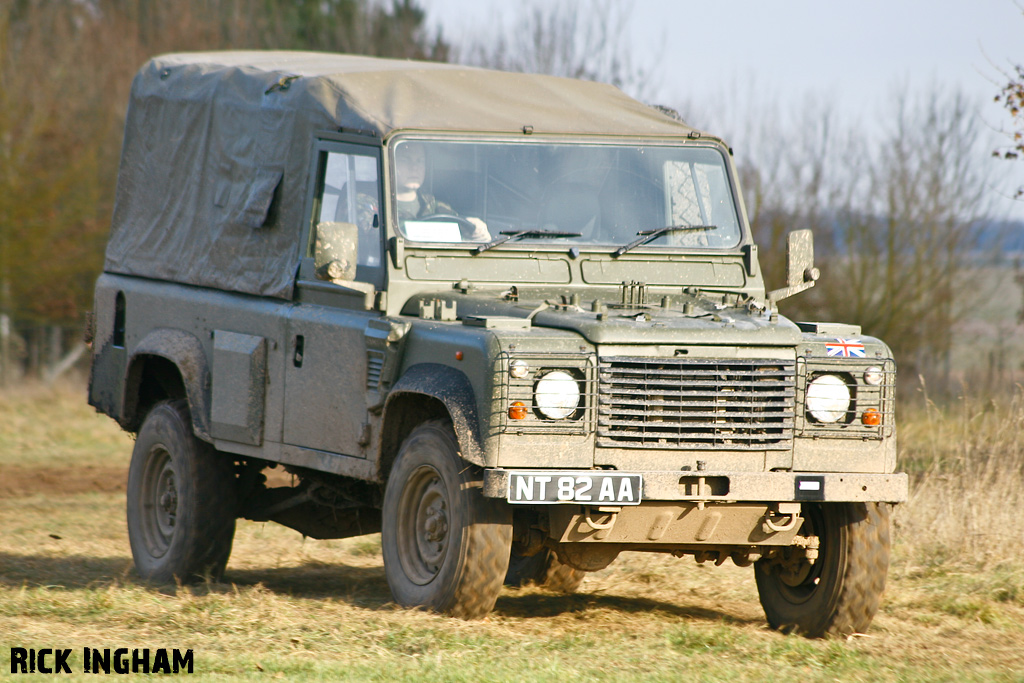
[584,506,620,531]
[763,502,801,533]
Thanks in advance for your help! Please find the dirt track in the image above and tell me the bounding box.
[0,465,127,497]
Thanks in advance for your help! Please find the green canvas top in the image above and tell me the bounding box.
[104,51,704,299]
[146,51,699,138]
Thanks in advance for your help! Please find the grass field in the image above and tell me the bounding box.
[1,381,1023,681]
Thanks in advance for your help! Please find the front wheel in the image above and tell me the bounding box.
[126,400,236,583]
[382,420,512,618]
[755,502,891,638]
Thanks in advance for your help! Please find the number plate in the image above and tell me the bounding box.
[507,472,643,505]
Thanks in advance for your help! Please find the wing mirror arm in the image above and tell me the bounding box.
[767,229,820,305]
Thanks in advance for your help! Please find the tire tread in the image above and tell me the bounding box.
[825,502,891,637]
[382,419,511,619]
[756,502,891,638]
[127,399,236,583]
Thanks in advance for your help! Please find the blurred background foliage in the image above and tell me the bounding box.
[0,0,447,380]
[1,0,1022,396]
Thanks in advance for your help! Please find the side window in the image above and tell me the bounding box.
[315,150,382,270]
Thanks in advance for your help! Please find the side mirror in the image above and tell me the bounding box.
[314,221,358,282]
[768,229,820,303]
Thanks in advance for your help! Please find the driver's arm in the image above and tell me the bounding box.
[464,217,490,241]
[427,196,490,242]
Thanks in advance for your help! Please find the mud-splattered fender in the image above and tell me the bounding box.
[124,328,212,439]
[380,363,485,471]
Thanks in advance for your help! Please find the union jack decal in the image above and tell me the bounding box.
[825,338,866,358]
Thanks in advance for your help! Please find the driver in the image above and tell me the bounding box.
[394,142,491,242]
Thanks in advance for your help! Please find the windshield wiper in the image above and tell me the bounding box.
[474,229,582,254]
[613,225,717,257]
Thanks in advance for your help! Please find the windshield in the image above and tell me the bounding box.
[391,138,742,249]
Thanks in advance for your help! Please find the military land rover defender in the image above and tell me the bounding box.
[88,52,907,637]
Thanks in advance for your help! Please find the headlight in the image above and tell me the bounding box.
[806,374,850,423]
[534,370,581,420]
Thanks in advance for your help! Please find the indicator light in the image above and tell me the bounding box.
[861,408,881,426]
[508,401,528,420]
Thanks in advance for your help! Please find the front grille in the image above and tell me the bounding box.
[597,357,795,450]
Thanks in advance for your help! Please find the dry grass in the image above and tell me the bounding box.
[1,380,1023,681]
[0,377,133,469]
[895,390,1024,569]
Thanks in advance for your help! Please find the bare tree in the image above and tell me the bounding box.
[835,90,992,388]
[702,88,993,390]
[456,0,659,101]
[995,72,1024,198]
[993,5,1024,197]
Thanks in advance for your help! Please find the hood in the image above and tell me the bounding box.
[404,292,804,347]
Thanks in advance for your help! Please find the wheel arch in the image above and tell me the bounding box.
[379,363,487,480]
[123,329,212,439]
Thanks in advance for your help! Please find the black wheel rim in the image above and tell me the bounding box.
[772,505,827,604]
[396,464,451,586]
[139,444,176,558]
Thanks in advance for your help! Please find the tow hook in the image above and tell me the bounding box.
[584,506,621,535]
[763,502,801,534]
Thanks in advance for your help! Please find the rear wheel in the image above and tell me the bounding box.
[505,549,586,593]
[755,502,890,638]
[382,420,512,618]
[127,400,236,583]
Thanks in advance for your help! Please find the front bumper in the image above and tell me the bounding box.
[482,469,908,503]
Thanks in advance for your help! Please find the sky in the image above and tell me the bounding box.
[422,0,1024,219]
